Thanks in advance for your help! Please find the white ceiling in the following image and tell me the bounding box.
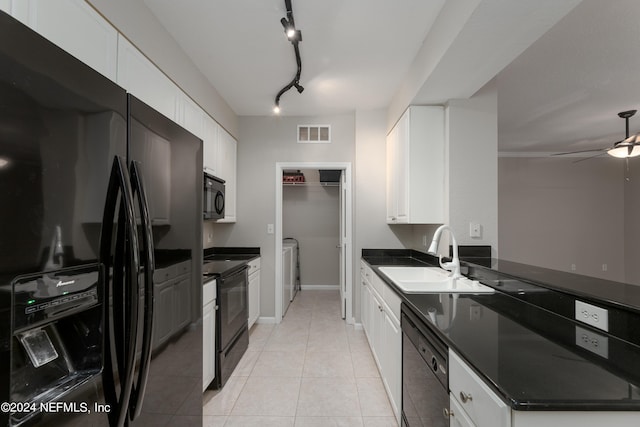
[142,0,640,153]
[142,0,445,117]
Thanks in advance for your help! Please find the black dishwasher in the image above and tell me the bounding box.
[401,304,450,427]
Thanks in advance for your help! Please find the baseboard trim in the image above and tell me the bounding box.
[256,316,277,324]
[300,285,340,291]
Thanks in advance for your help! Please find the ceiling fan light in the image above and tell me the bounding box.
[607,144,640,158]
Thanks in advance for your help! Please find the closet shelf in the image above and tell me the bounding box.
[282,182,339,187]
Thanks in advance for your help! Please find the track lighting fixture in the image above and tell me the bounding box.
[273,0,304,114]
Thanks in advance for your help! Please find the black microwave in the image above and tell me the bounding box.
[204,173,225,220]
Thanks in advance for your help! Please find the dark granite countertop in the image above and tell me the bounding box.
[362,249,640,412]
[202,247,260,281]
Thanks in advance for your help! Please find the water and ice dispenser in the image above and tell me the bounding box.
[10,265,103,426]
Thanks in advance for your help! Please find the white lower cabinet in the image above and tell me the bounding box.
[450,395,476,427]
[203,278,216,391]
[360,261,401,423]
[449,350,510,427]
[248,257,261,328]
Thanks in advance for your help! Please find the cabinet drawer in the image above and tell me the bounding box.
[154,266,175,283]
[175,260,191,277]
[449,351,510,427]
[360,261,372,281]
[248,257,261,274]
[203,279,216,306]
[450,394,476,427]
[382,283,401,323]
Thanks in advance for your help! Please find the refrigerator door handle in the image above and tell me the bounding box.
[128,160,155,420]
[99,156,141,427]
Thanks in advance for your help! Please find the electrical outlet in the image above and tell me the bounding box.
[422,234,428,247]
[575,325,608,358]
[207,232,213,243]
[267,224,274,234]
[575,300,609,332]
[571,264,576,271]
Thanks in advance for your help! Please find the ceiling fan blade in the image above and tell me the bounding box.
[551,147,610,156]
[572,151,607,163]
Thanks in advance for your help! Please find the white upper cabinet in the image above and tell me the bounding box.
[216,127,237,223]
[116,35,177,121]
[175,90,204,139]
[386,106,445,224]
[202,116,219,176]
[10,0,118,81]
[0,1,10,14]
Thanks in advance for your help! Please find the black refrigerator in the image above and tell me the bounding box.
[0,10,203,427]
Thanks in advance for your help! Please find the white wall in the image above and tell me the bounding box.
[499,156,627,282]
[445,80,498,255]
[86,0,238,137]
[213,114,355,318]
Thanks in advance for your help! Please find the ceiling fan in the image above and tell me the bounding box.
[552,110,640,162]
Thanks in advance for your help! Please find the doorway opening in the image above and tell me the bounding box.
[275,162,353,324]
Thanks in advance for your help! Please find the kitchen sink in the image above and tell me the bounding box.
[378,266,494,294]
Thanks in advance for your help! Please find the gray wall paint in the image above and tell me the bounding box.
[86,0,238,137]
[499,156,628,282]
[212,114,355,318]
[445,81,498,255]
[625,162,640,284]
[283,170,340,287]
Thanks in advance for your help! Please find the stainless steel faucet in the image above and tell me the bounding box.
[427,225,461,279]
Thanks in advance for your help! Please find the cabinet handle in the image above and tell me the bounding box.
[378,305,383,312]
[443,408,453,419]
[460,391,473,403]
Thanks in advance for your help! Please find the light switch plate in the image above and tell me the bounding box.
[575,300,609,332]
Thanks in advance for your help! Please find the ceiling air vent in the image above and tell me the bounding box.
[298,125,331,143]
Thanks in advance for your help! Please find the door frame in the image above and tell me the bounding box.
[275,162,353,324]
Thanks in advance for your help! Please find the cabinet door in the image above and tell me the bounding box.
[11,0,118,81]
[248,271,260,328]
[395,112,410,222]
[130,120,171,225]
[175,90,204,138]
[386,125,397,223]
[382,310,401,420]
[361,276,371,341]
[450,396,476,427]
[450,351,511,427]
[117,35,177,120]
[173,276,192,331]
[202,302,215,391]
[203,116,219,175]
[216,128,237,222]
[371,292,384,367]
[153,283,174,350]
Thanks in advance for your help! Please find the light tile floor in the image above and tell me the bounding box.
[203,290,398,427]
